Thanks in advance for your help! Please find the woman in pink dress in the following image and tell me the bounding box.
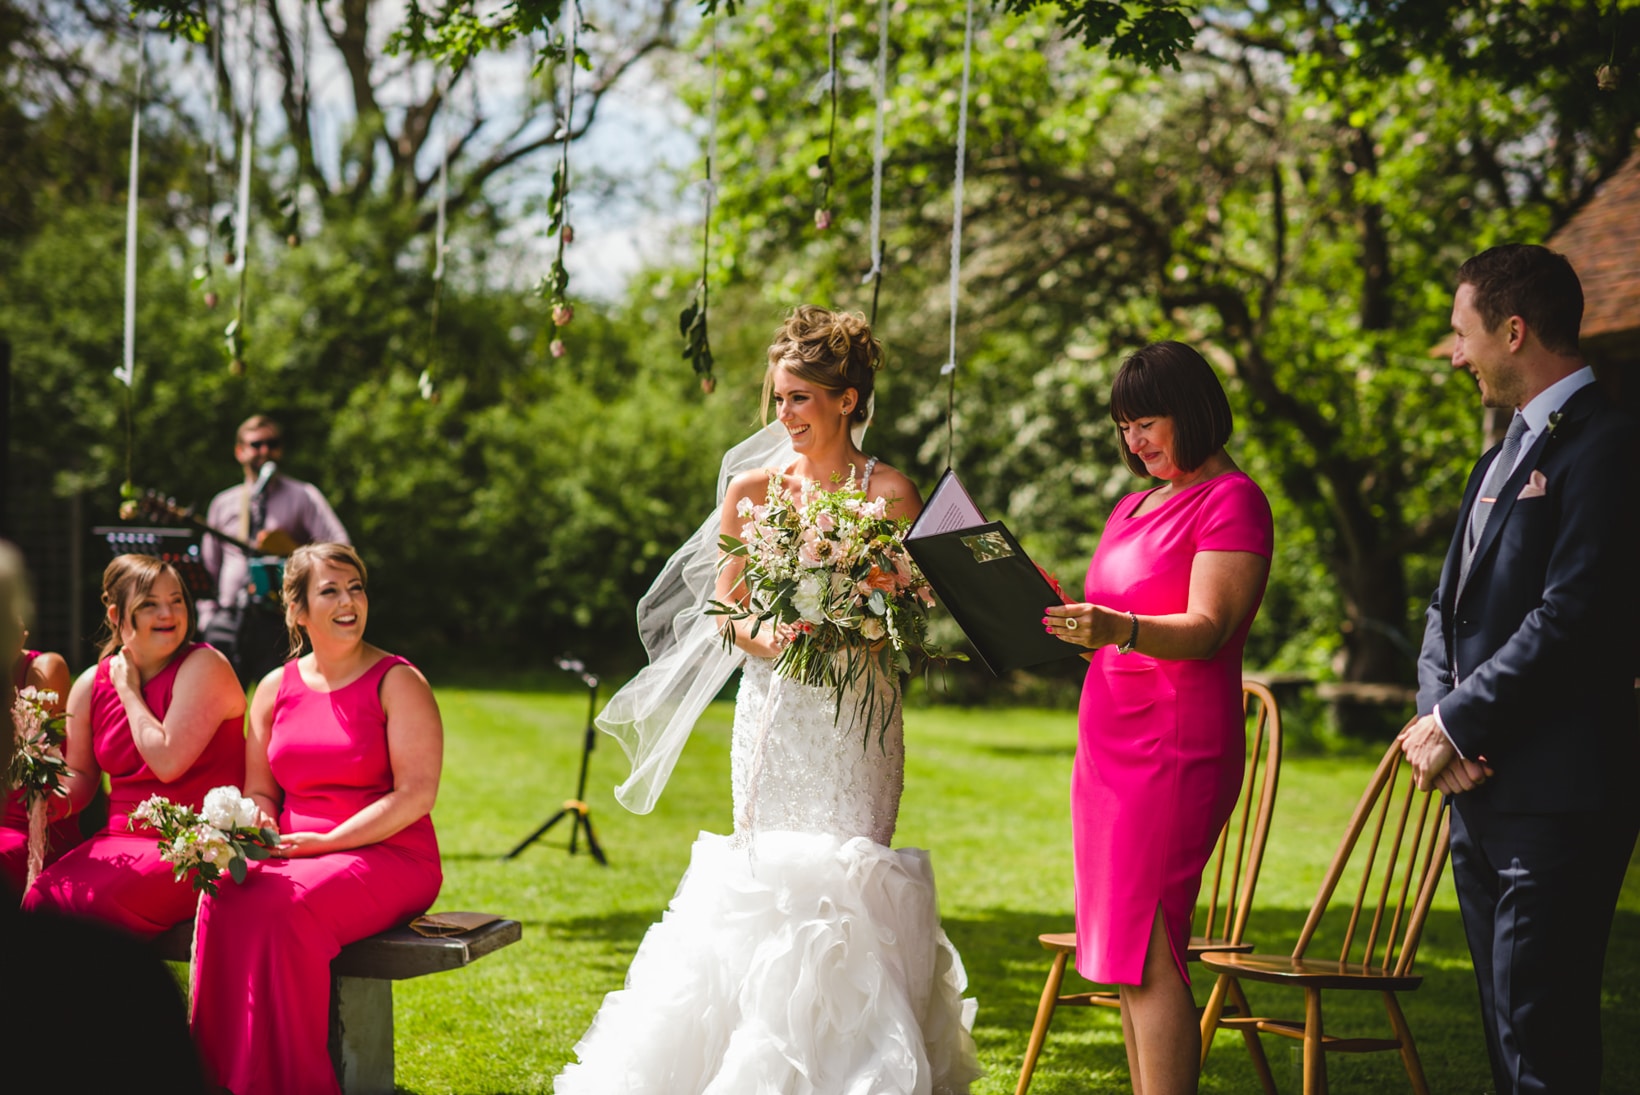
[1045,341,1273,1095]
[190,542,443,1095]
[24,556,247,935]
[1,642,76,896]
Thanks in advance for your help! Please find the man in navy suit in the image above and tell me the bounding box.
[1402,243,1639,1094]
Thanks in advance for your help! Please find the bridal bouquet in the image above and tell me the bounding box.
[129,786,280,895]
[711,471,948,745]
[9,686,69,807]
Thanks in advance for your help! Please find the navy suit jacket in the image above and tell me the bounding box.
[1415,382,1639,814]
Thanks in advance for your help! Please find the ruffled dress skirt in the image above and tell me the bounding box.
[556,659,980,1094]
[555,830,978,1094]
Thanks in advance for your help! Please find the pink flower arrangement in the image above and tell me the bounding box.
[711,470,953,744]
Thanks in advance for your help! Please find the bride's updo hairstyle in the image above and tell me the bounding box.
[282,542,369,657]
[762,305,883,425]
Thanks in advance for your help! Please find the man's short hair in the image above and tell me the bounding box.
[1456,244,1583,356]
[236,414,282,444]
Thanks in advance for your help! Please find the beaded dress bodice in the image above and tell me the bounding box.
[730,660,904,845]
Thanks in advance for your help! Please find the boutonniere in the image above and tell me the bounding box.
[1545,409,1564,435]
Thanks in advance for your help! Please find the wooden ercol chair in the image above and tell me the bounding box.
[1198,738,1451,1095]
[1014,680,1283,1095]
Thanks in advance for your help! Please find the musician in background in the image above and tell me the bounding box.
[199,415,348,687]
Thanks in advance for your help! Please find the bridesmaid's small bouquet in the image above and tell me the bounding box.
[711,470,952,745]
[8,686,69,806]
[129,786,280,895]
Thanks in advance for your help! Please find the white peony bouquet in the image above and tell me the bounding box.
[129,785,280,895]
[710,470,954,745]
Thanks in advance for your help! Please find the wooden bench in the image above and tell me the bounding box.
[155,913,523,1095]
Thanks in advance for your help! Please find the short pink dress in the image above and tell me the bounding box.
[1,651,87,894]
[191,654,442,1095]
[1072,471,1272,985]
[23,644,247,935]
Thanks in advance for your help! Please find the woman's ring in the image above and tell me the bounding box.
[1065,617,1078,631]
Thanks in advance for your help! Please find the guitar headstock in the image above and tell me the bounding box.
[119,489,196,527]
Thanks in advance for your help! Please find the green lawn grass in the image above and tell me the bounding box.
[392,683,1640,1093]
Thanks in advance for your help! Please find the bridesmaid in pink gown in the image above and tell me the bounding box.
[1,645,77,896]
[191,542,443,1095]
[24,556,247,935]
[1045,342,1273,1095]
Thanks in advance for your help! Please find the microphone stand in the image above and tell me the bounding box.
[504,657,608,865]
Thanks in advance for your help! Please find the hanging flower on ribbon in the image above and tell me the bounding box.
[810,1,840,232]
[535,3,588,359]
[681,11,722,391]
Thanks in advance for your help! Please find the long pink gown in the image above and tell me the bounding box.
[1,651,86,895]
[1072,471,1272,985]
[191,654,442,1095]
[23,644,246,935]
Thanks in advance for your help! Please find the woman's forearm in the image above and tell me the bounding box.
[293,786,436,854]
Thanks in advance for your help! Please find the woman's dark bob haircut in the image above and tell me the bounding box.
[1109,341,1233,478]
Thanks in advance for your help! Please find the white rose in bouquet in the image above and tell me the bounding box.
[197,828,234,872]
[792,576,827,625]
[203,785,261,831]
[203,786,241,830]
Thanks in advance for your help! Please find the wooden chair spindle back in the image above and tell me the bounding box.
[1291,742,1451,979]
[1199,682,1282,947]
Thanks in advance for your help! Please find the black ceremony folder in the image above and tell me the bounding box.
[905,469,1079,675]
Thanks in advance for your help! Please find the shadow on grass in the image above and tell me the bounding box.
[946,906,1640,1094]
[542,908,667,947]
[980,742,1078,759]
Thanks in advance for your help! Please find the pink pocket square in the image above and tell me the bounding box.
[1516,470,1548,500]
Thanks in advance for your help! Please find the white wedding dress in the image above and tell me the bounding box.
[553,658,981,1094]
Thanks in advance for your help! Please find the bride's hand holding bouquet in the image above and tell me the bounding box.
[711,469,949,744]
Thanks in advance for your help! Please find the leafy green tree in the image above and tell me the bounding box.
[690,0,1640,685]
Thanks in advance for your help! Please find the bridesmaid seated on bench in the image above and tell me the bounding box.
[25,555,246,933]
[190,542,443,1095]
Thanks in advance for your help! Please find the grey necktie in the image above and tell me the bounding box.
[1459,412,1527,591]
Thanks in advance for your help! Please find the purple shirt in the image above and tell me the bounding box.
[198,474,349,628]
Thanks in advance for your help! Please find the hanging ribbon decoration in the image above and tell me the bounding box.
[680,14,719,389]
[226,0,258,374]
[196,0,223,311]
[943,0,975,470]
[421,64,451,401]
[812,0,839,230]
[116,23,148,493]
[863,0,890,326]
[540,3,579,358]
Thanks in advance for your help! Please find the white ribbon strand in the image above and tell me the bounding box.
[116,27,147,389]
[863,0,889,285]
[945,0,974,378]
[434,67,450,283]
[233,39,255,281]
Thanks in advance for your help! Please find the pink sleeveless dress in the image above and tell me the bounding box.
[1072,471,1272,985]
[191,654,442,1095]
[1,651,86,894]
[23,644,247,935]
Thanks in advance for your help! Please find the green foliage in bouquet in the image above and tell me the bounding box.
[129,787,282,896]
[709,472,959,747]
[9,687,69,808]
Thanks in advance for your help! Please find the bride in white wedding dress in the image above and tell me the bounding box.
[554,307,980,1095]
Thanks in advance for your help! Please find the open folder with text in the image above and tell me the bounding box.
[904,469,1080,675]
